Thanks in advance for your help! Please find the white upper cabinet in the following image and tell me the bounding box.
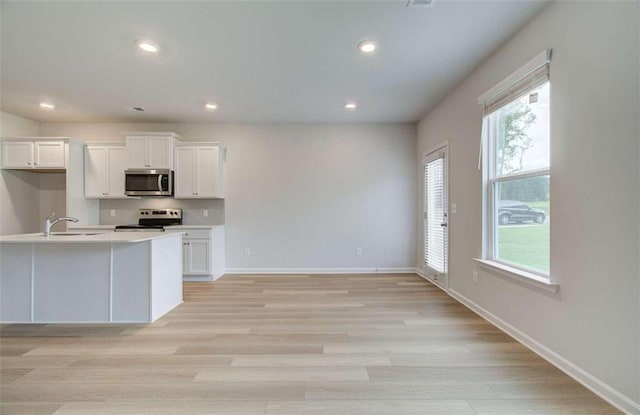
[148,137,172,169]
[85,147,108,197]
[2,141,34,168]
[196,147,220,198]
[174,143,225,199]
[107,147,126,197]
[34,141,65,168]
[125,133,179,169]
[2,140,65,169]
[85,145,127,198]
[174,147,196,198]
[126,137,148,168]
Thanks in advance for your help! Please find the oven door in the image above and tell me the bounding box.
[125,169,173,196]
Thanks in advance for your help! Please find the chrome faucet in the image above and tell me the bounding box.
[43,213,79,236]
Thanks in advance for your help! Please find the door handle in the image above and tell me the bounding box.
[157,174,163,191]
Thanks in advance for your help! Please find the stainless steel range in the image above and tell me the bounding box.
[114,209,182,232]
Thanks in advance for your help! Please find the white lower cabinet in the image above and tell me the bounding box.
[167,226,225,281]
[183,239,210,275]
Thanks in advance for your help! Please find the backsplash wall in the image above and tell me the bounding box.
[99,198,224,226]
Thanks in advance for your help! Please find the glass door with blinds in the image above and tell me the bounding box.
[423,146,448,289]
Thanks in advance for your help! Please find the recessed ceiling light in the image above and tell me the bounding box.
[39,102,55,110]
[357,40,377,54]
[204,103,218,111]
[344,102,357,110]
[136,40,159,53]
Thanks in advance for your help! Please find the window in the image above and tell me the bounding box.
[480,51,551,280]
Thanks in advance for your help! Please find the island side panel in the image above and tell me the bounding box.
[0,244,33,322]
[212,227,225,280]
[150,234,183,321]
[33,243,110,322]
[112,242,150,322]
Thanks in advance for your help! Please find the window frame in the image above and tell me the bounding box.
[484,106,551,280]
[478,51,557,289]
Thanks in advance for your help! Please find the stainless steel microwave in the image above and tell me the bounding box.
[124,169,173,196]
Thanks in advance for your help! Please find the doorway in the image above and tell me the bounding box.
[423,144,448,289]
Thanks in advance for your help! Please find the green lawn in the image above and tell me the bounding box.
[497,223,549,274]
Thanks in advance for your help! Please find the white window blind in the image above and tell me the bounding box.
[424,156,447,274]
[479,49,551,115]
[477,49,552,170]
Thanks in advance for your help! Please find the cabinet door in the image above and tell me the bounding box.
[2,141,34,168]
[174,147,196,198]
[196,146,220,198]
[84,147,108,198]
[148,137,172,169]
[182,241,190,274]
[34,141,65,168]
[185,239,210,275]
[107,147,126,197]
[126,137,148,168]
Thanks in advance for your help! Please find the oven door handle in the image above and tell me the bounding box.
[157,174,163,191]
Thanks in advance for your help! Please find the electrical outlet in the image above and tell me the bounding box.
[202,209,208,217]
[473,271,479,284]
[244,248,251,256]
[110,209,116,217]
[356,247,362,256]
[451,203,458,214]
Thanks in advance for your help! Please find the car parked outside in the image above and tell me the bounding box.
[498,200,546,225]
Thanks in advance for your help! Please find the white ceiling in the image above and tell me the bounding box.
[1,0,548,124]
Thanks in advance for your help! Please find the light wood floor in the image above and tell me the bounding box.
[1,274,620,414]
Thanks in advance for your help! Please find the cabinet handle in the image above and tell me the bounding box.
[27,162,31,165]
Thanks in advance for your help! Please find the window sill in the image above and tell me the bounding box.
[473,259,559,294]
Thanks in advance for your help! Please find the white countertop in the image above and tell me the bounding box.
[68,224,223,230]
[67,224,117,230]
[166,225,224,229]
[0,231,184,244]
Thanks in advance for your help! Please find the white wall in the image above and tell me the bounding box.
[40,122,417,271]
[38,173,66,226]
[0,112,42,235]
[416,1,639,411]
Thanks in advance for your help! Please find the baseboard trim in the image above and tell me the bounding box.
[183,275,214,282]
[224,267,418,275]
[226,266,451,278]
[448,288,640,415]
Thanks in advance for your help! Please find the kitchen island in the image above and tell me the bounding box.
[0,232,183,323]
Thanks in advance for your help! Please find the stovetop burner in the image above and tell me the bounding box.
[114,208,182,232]
[114,224,166,232]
